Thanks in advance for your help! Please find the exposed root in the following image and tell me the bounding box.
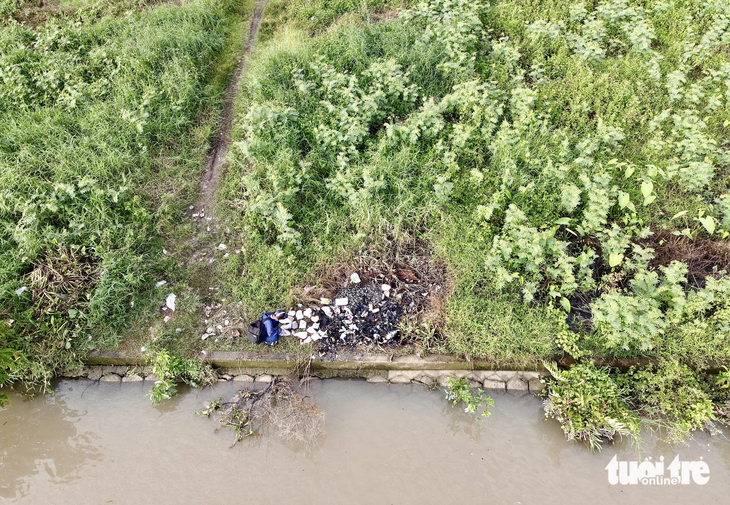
[198,377,325,447]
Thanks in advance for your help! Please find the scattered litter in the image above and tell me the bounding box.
[156,280,167,288]
[163,249,168,255]
[14,286,27,296]
[320,297,330,305]
[163,315,171,323]
[335,297,348,306]
[166,293,176,312]
[202,333,209,340]
[231,329,240,338]
[218,243,227,250]
[175,328,181,333]
[350,273,361,284]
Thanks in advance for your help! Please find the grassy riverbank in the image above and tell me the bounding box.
[3,0,730,448]
[0,0,253,387]
[219,0,730,364]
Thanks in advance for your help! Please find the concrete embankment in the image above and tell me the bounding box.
[68,351,549,393]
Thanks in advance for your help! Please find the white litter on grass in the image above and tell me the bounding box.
[166,293,176,312]
[335,297,349,306]
[15,286,27,295]
[163,315,171,323]
[294,331,307,339]
[156,280,167,288]
[163,249,168,255]
[350,273,361,284]
[217,243,227,250]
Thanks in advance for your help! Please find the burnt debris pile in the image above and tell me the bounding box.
[273,241,449,354]
[278,281,405,355]
[319,283,404,354]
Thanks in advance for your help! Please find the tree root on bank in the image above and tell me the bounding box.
[198,377,325,447]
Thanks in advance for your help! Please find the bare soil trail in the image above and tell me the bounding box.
[197,0,267,214]
[149,0,268,344]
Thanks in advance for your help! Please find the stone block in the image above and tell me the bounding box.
[256,374,273,383]
[122,374,144,383]
[366,375,388,383]
[506,375,529,391]
[388,374,412,384]
[482,379,506,391]
[495,371,517,383]
[528,378,546,393]
[414,373,438,386]
[388,370,420,381]
[520,371,542,382]
[86,368,103,381]
[233,374,254,382]
[100,374,121,383]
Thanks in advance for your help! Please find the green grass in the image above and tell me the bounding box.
[0,0,251,388]
[218,0,730,367]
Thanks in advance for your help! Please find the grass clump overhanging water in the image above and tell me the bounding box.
[542,360,719,451]
[0,0,244,391]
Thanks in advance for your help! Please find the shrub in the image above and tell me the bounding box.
[542,362,641,452]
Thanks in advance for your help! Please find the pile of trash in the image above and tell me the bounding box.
[272,273,405,353]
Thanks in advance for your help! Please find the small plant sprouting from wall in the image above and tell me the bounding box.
[444,377,494,420]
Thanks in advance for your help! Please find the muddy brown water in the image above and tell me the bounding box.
[1,380,730,504]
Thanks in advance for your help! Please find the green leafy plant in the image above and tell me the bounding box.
[444,377,494,419]
[542,362,641,452]
[624,361,715,444]
[147,349,214,405]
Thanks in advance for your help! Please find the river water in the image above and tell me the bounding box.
[1,379,729,504]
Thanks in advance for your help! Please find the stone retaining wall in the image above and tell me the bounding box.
[60,360,549,393]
